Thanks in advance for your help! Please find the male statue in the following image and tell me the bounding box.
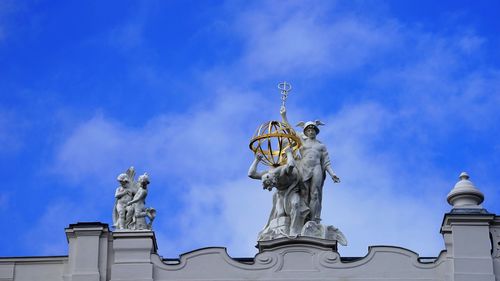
[280,106,340,223]
[248,147,309,240]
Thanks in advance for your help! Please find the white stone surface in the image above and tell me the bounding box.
[151,242,450,281]
[441,213,496,281]
[0,257,66,281]
[64,222,109,281]
[1,213,500,281]
[447,172,485,209]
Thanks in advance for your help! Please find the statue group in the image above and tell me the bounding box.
[112,167,156,231]
[248,83,346,244]
[110,83,345,245]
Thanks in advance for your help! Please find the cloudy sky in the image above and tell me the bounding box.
[1,0,499,259]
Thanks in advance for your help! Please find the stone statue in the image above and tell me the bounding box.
[126,173,156,230]
[112,167,156,231]
[247,82,346,244]
[248,147,309,240]
[280,106,340,223]
[113,168,137,230]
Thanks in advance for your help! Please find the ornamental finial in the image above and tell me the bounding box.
[447,172,484,209]
[277,81,292,108]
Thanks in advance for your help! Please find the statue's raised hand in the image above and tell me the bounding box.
[280,105,286,116]
[255,154,263,161]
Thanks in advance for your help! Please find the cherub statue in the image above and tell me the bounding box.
[113,167,155,230]
[112,167,137,230]
[126,173,156,230]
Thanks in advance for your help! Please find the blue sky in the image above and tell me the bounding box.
[1,1,500,258]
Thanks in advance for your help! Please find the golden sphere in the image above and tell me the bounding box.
[249,121,301,167]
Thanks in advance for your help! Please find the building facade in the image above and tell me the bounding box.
[1,173,499,281]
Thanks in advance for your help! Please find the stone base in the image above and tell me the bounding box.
[258,220,347,249]
[110,230,157,281]
[301,221,348,246]
[111,230,158,254]
[256,236,338,253]
[258,216,291,241]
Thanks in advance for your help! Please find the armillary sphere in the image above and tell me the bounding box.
[249,120,301,167]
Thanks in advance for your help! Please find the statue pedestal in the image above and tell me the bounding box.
[257,236,338,253]
[110,230,157,281]
[268,216,290,232]
[253,236,342,274]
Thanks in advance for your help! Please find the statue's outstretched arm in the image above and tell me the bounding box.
[248,155,265,179]
[323,149,340,183]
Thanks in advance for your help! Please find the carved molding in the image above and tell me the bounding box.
[490,227,500,258]
[152,248,279,271]
[152,243,448,275]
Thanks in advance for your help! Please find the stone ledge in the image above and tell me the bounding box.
[257,236,337,252]
[111,230,158,253]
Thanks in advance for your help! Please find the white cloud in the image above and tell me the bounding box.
[50,108,459,258]
[51,98,453,258]
[235,2,399,79]
[0,0,25,43]
[156,177,270,257]
[51,89,270,186]
[458,34,485,53]
[108,22,145,51]
[0,109,26,154]
[0,193,8,210]
[23,201,99,255]
[301,102,449,257]
[48,1,500,259]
